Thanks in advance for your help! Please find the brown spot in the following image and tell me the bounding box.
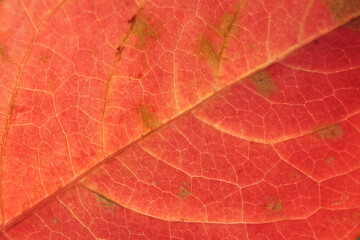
[316,124,344,140]
[322,0,360,21]
[139,106,161,130]
[345,17,360,31]
[313,39,319,44]
[199,37,219,67]
[130,16,158,48]
[248,71,277,97]
[265,198,283,212]
[116,46,124,55]
[52,217,59,224]
[128,15,136,24]
[178,186,191,199]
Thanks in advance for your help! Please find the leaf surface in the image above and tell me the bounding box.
[0,0,360,239]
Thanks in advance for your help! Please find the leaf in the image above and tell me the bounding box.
[0,0,359,239]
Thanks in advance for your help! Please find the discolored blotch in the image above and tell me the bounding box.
[247,71,277,97]
[115,46,124,56]
[218,13,237,37]
[265,198,283,212]
[130,16,158,48]
[178,185,191,199]
[326,156,334,164]
[128,15,136,24]
[178,181,191,199]
[322,0,360,21]
[331,194,350,206]
[96,193,116,208]
[345,17,360,32]
[316,124,344,140]
[139,106,161,130]
[246,43,258,51]
[52,217,59,224]
[39,56,48,62]
[199,37,220,67]
[0,44,9,61]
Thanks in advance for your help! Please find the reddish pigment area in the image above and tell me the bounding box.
[0,0,360,238]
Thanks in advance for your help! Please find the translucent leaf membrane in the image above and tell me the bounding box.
[3,17,360,240]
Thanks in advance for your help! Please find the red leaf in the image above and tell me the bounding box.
[1,0,360,239]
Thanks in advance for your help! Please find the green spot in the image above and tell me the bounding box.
[52,217,59,224]
[178,183,191,199]
[316,124,344,140]
[326,157,334,164]
[248,71,277,97]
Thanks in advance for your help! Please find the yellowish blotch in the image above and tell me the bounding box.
[316,124,344,140]
[139,106,161,130]
[323,0,360,21]
[345,17,360,32]
[130,16,158,48]
[248,71,277,97]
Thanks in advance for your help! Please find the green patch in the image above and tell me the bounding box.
[139,106,160,130]
[248,71,277,97]
[322,0,360,21]
[199,37,220,67]
[345,17,360,32]
[52,217,59,224]
[218,13,237,37]
[130,16,158,48]
[198,3,242,69]
[316,124,344,140]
